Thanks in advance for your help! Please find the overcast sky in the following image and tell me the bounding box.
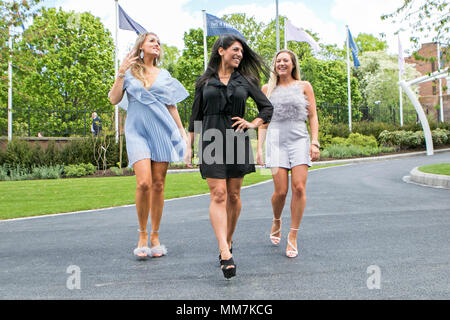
[40,0,428,60]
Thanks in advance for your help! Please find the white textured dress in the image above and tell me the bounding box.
[265,81,312,169]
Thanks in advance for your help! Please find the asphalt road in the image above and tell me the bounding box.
[0,152,449,300]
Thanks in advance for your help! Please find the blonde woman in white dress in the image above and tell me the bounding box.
[257,49,320,258]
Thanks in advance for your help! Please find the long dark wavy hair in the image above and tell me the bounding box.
[196,34,269,89]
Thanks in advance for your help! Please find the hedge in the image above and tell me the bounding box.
[0,135,128,170]
[378,128,450,149]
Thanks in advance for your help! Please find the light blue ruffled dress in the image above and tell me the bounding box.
[118,68,189,168]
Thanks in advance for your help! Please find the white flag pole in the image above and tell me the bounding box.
[399,74,404,127]
[276,0,280,52]
[202,10,208,71]
[437,41,444,122]
[284,18,288,49]
[346,25,352,132]
[398,34,404,126]
[114,0,119,143]
[8,24,13,141]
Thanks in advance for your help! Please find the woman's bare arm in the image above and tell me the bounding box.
[109,51,139,105]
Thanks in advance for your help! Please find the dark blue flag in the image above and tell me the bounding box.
[206,13,245,40]
[348,29,360,68]
[118,5,147,35]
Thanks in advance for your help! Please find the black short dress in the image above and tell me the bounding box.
[188,71,273,179]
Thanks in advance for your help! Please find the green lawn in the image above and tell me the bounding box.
[418,163,450,176]
[0,165,338,220]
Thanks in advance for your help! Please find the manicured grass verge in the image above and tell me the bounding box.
[0,165,339,220]
[418,163,450,176]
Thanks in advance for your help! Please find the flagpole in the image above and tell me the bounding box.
[276,0,280,52]
[399,74,404,127]
[8,24,13,141]
[284,18,287,49]
[437,41,444,122]
[398,34,403,126]
[114,0,119,143]
[114,0,119,81]
[346,25,352,132]
[202,10,208,71]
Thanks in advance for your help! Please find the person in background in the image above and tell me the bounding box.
[91,112,102,136]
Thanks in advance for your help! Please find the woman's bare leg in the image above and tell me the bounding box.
[149,161,169,251]
[133,159,152,257]
[226,177,243,249]
[270,168,289,244]
[206,178,233,265]
[287,165,308,256]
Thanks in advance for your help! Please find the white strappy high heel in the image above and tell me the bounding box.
[150,230,167,257]
[286,228,300,258]
[270,218,282,246]
[133,229,152,260]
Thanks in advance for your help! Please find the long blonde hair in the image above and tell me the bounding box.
[266,49,301,98]
[130,32,164,87]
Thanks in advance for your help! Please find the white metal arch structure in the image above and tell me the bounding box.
[399,68,449,156]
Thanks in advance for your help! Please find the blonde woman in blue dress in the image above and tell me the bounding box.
[109,32,189,260]
[257,49,320,258]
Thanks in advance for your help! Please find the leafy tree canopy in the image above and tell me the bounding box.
[354,33,388,53]
[381,0,449,50]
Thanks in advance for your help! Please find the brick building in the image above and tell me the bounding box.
[405,42,450,122]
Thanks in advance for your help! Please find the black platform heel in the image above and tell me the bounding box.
[218,245,233,263]
[220,256,236,279]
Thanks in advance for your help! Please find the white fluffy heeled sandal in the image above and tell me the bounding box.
[134,229,152,260]
[150,230,167,257]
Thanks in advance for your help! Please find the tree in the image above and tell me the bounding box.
[171,28,218,126]
[0,0,43,134]
[0,0,43,67]
[300,56,363,122]
[176,30,211,97]
[355,51,421,123]
[319,43,347,61]
[13,8,115,136]
[160,44,180,76]
[354,33,388,53]
[221,13,265,51]
[381,0,449,51]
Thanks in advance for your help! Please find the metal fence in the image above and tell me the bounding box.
[0,103,196,138]
[0,106,116,137]
[0,103,418,138]
[318,104,418,125]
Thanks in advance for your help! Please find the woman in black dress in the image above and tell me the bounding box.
[186,34,273,279]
